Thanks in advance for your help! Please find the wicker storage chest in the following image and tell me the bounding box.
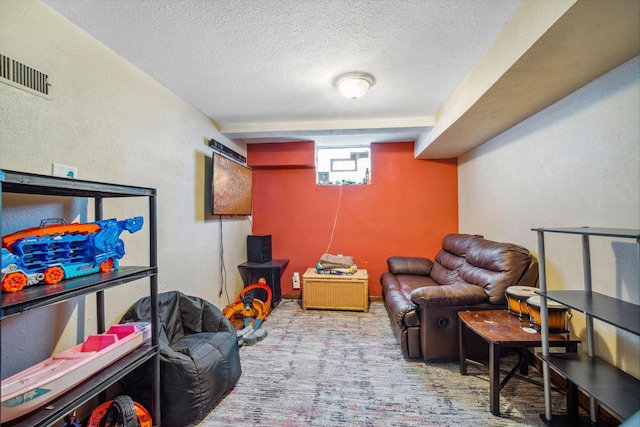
[302,268,369,312]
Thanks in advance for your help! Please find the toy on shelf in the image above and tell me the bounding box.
[1,216,143,293]
[61,413,82,427]
[87,395,152,427]
[1,322,151,423]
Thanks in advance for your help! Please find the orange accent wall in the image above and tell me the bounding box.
[248,141,458,297]
[248,140,315,168]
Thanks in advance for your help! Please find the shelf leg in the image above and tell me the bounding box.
[489,343,500,416]
[537,231,553,423]
[149,194,161,427]
[96,291,105,334]
[581,235,599,424]
[95,198,106,334]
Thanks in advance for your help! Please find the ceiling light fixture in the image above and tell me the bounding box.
[335,72,375,100]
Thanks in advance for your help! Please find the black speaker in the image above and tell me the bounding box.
[247,234,272,263]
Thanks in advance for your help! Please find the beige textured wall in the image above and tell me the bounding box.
[1,0,250,378]
[458,57,640,377]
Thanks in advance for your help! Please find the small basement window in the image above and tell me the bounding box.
[316,145,371,185]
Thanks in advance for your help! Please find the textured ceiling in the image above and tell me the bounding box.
[42,0,523,147]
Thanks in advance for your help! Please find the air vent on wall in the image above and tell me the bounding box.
[0,51,50,99]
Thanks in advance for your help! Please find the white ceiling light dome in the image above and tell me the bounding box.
[335,72,375,100]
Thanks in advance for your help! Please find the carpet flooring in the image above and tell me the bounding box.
[198,300,571,427]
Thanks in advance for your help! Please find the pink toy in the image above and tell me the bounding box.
[1,322,151,423]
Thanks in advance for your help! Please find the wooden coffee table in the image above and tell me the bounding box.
[458,309,581,416]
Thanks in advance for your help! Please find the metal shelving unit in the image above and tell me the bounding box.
[533,227,640,425]
[0,169,161,426]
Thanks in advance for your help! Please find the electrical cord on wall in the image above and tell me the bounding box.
[218,217,230,303]
[324,183,343,254]
[218,206,252,304]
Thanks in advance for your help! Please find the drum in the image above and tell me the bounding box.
[505,286,538,319]
[526,295,571,333]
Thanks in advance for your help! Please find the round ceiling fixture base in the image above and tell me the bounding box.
[335,72,375,100]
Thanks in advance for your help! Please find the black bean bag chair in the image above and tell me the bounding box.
[120,291,241,427]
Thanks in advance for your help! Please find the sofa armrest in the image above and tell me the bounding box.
[410,282,487,306]
[387,256,433,276]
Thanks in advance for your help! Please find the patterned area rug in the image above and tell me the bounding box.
[198,300,569,426]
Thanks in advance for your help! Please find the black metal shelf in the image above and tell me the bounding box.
[532,227,640,239]
[0,169,155,198]
[3,344,157,427]
[533,226,640,424]
[541,353,640,421]
[1,266,156,319]
[536,290,640,335]
[1,169,160,426]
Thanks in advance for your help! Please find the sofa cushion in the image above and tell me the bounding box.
[410,282,487,306]
[460,239,533,304]
[387,256,433,276]
[396,274,439,296]
[429,253,464,285]
[442,233,481,257]
[429,234,481,285]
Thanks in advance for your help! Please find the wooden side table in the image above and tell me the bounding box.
[302,268,369,312]
[458,309,581,416]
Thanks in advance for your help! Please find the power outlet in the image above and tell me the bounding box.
[52,163,78,179]
[292,272,300,290]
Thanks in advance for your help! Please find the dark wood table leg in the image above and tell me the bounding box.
[519,347,529,375]
[489,342,500,416]
[459,317,468,375]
